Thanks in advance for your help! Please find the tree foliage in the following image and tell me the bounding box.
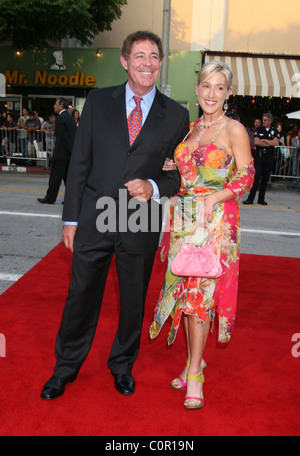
[0,0,127,50]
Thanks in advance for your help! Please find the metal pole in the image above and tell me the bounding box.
[160,0,171,95]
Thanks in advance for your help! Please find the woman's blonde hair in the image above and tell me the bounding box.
[197,61,233,90]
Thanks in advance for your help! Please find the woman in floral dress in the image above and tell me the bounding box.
[149,61,255,409]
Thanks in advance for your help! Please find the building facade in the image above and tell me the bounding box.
[1,0,300,125]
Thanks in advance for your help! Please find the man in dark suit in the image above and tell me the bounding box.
[41,31,189,400]
[37,98,77,204]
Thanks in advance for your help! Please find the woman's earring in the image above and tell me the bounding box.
[224,99,228,113]
[195,98,199,108]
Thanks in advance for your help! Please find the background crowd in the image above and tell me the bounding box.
[0,103,299,190]
[0,105,80,164]
[227,110,300,186]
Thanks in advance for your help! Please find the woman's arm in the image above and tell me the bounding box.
[204,120,254,223]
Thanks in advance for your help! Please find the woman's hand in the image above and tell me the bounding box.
[204,194,217,224]
[162,158,177,171]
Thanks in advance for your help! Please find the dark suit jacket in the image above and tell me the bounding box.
[63,83,189,254]
[52,110,77,161]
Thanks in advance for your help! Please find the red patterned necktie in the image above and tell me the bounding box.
[128,96,143,146]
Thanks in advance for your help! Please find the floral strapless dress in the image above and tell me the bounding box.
[150,128,255,344]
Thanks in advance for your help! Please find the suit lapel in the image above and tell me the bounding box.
[111,83,130,147]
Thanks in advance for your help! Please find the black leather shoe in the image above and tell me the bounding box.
[258,200,268,205]
[37,198,54,205]
[113,373,135,396]
[243,199,253,205]
[41,375,76,400]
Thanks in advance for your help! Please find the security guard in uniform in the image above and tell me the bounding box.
[243,112,280,205]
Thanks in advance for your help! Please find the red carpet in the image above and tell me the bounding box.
[0,243,299,436]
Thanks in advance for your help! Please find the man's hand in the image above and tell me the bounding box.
[62,225,77,253]
[124,179,153,202]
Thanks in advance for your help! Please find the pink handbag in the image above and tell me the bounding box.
[171,224,223,279]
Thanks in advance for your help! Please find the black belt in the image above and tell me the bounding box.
[257,147,275,156]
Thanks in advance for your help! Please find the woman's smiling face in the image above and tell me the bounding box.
[196,71,232,117]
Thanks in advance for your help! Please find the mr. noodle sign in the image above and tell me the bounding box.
[5,70,96,88]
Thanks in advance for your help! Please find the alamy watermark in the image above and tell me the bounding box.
[96,191,169,234]
[291,333,300,358]
[1,332,299,360]
[95,191,206,235]
[0,333,6,357]
[0,73,6,97]
[292,73,300,97]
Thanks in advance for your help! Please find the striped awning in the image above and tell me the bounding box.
[204,53,300,98]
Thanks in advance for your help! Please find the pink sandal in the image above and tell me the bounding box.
[184,371,205,410]
[171,360,207,391]
[171,375,187,390]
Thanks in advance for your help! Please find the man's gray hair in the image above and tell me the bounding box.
[263,112,273,122]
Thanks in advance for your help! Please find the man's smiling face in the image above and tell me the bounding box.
[120,40,162,96]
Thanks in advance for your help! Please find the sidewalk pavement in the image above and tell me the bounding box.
[0,162,50,174]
